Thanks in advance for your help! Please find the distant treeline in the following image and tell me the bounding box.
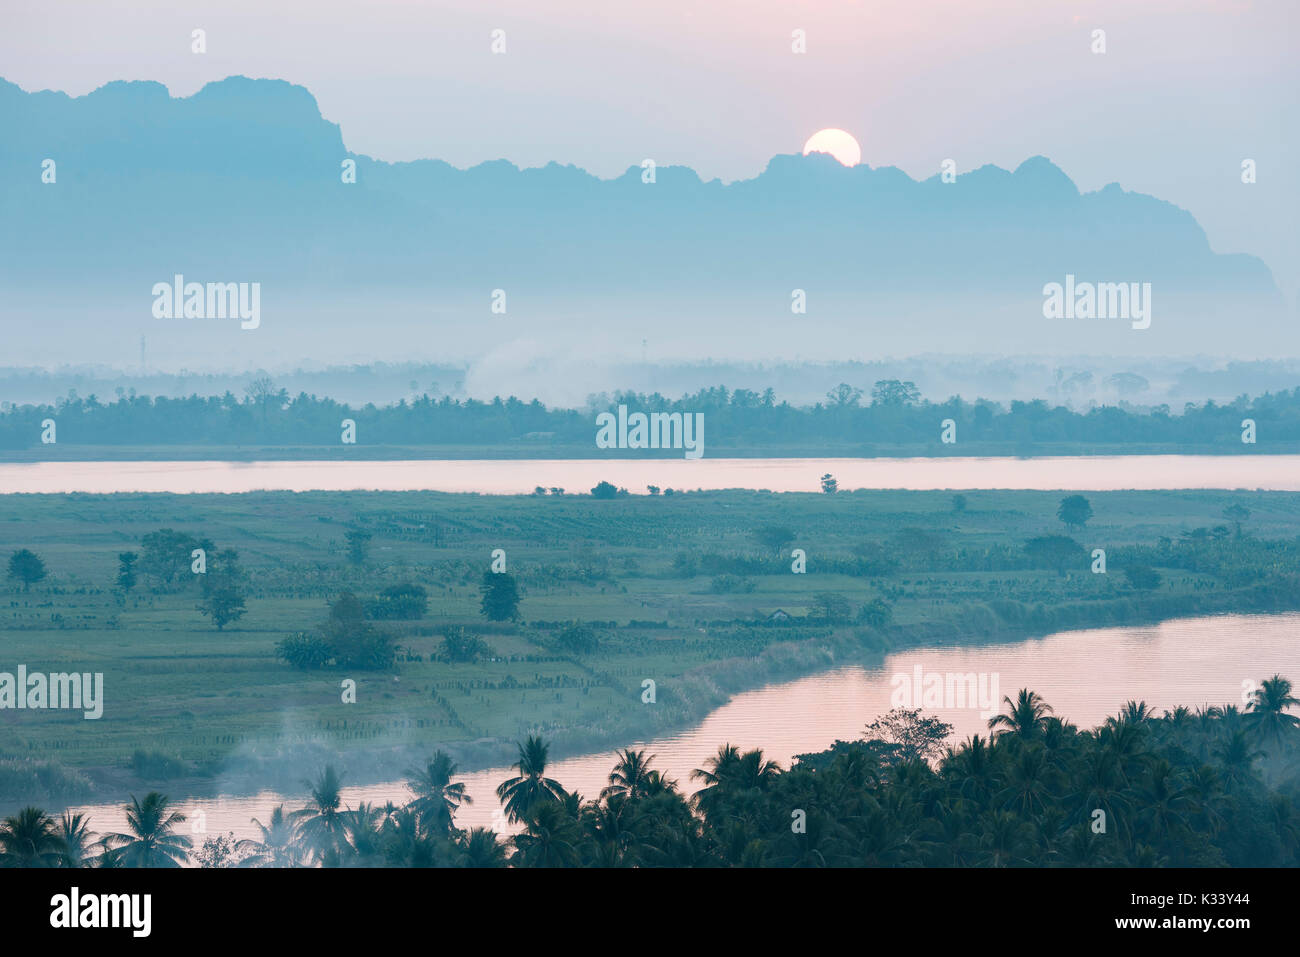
[3,380,1300,450]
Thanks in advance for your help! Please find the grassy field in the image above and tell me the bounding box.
[2,486,1299,806]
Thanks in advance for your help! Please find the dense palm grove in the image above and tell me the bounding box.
[3,678,1297,867]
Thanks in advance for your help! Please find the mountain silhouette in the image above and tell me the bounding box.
[0,75,1289,368]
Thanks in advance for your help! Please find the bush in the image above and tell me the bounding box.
[366,583,429,620]
[557,622,600,654]
[856,598,893,627]
[131,749,186,779]
[709,574,755,594]
[1125,565,1163,590]
[441,626,490,662]
[276,632,333,669]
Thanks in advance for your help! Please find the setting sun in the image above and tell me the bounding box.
[802,128,861,167]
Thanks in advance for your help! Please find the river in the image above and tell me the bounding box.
[64,612,1300,849]
[2,454,1300,494]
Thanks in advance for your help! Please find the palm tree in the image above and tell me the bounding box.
[291,765,348,864]
[601,748,659,801]
[102,793,192,867]
[458,827,508,868]
[511,800,582,867]
[1214,731,1265,792]
[55,811,95,868]
[988,689,1054,740]
[1245,675,1300,749]
[0,807,61,867]
[341,802,387,864]
[405,751,471,834]
[691,744,781,817]
[495,735,566,823]
[237,805,303,867]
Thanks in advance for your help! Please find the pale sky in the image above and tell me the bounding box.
[4,0,1297,297]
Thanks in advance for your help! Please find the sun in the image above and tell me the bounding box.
[802,128,861,167]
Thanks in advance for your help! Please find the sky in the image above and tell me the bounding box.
[3,0,1297,300]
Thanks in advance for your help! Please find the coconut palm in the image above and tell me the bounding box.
[510,800,582,867]
[340,801,387,864]
[458,827,508,868]
[237,805,302,867]
[0,807,61,867]
[55,811,95,868]
[691,743,780,818]
[1245,675,1300,749]
[988,689,1054,740]
[601,748,659,801]
[495,735,566,824]
[102,793,192,867]
[291,765,348,864]
[404,751,471,834]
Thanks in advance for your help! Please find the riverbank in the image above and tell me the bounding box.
[2,485,1298,813]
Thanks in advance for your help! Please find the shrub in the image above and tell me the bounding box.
[276,632,333,669]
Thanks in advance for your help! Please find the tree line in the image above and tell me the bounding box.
[3,679,1296,867]
[4,382,1300,448]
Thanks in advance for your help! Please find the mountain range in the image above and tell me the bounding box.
[0,75,1291,372]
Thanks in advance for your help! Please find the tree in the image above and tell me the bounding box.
[116,551,138,593]
[102,793,192,867]
[1057,494,1093,531]
[480,571,521,622]
[557,622,599,654]
[752,524,795,556]
[440,626,489,662]
[1223,504,1251,537]
[1245,675,1300,749]
[55,811,95,868]
[590,480,619,499]
[195,832,242,868]
[367,583,428,620]
[139,528,196,586]
[496,735,566,823]
[988,689,1055,740]
[857,598,893,627]
[291,767,347,864]
[276,632,332,669]
[1123,565,1162,591]
[646,485,661,495]
[325,592,394,669]
[810,592,853,621]
[1024,535,1084,576]
[0,807,60,867]
[601,749,664,801]
[826,383,863,408]
[344,529,371,565]
[870,379,921,407]
[952,494,968,513]
[237,805,302,867]
[7,549,46,591]
[199,585,246,631]
[405,752,472,835]
[862,708,954,764]
[820,473,838,495]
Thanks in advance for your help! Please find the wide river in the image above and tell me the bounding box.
[3,454,1300,494]
[65,612,1300,849]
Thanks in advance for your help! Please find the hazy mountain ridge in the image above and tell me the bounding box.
[0,75,1290,368]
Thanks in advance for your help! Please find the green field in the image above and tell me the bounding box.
[2,487,1299,807]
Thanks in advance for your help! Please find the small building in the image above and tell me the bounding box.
[768,609,791,622]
